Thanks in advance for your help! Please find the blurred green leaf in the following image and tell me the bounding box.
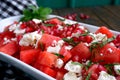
[20,6,52,21]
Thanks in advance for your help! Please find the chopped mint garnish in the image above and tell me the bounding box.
[85,72,91,80]
[71,62,83,66]
[54,53,64,58]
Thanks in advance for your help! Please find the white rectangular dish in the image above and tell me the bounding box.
[0,15,120,80]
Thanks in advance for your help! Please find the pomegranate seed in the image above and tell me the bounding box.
[72,37,79,42]
[85,35,93,43]
[85,15,90,19]
[64,13,77,20]
[97,65,107,72]
[20,22,27,29]
[80,13,85,19]
[16,35,23,42]
[72,55,80,62]
[67,27,73,32]
[66,31,72,37]
[80,13,90,20]
[113,34,120,47]
[26,27,35,33]
[116,35,120,42]
[78,36,85,42]
[53,29,60,36]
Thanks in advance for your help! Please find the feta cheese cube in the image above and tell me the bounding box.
[71,31,81,38]
[64,60,82,73]
[47,45,61,53]
[9,22,25,35]
[63,72,82,80]
[89,33,107,44]
[19,31,42,47]
[98,71,116,80]
[47,40,64,53]
[65,45,73,50]
[57,25,63,30]
[55,58,64,69]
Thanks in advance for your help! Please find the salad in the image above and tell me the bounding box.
[1,7,120,80]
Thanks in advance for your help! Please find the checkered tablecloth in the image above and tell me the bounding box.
[0,0,37,20]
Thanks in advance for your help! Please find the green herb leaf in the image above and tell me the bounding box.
[90,36,115,52]
[85,72,91,80]
[89,42,101,52]
[54,53,64,58]
[44,23,55,27]
[71,62,83,66]
[85,60,92,70]
[117,69,120,73]
[105,63,119,67]
[20,6,52,21]
[101,36,115,47]
[105,63,119,75]
[80,31,90,36]
[62,38,78,46]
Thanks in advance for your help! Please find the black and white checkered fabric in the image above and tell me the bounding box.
[0,0,38,20]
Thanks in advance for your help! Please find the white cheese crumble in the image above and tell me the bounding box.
[55,58,64,69]
[57,40,64,46]
[9,22,25,35]
[63,72,82,80]
[9,23,19,31]
[47,45,61,53]
[98,71,116,80]
[65,45,73,50]
[47,40,64,53]
[64,60,82,73]
[3,37,10,44]
[114,65,120,75]
[71,31,81,38]
[14,28,26,35]
[19,31,42,47]
[32,19,42,24]
[67,37,72,39]
[107,48,113,53]
[89,33,107,44]
[57,25,63,30]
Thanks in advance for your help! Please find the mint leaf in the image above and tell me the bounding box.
[20,6,52,21]
[71,62,83,67]
[85,60,92,70]
[54,53,64,58]
[62,38,78,46]
[90,36,115,52]
[85,72,91,80]
[44,23,55,27]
